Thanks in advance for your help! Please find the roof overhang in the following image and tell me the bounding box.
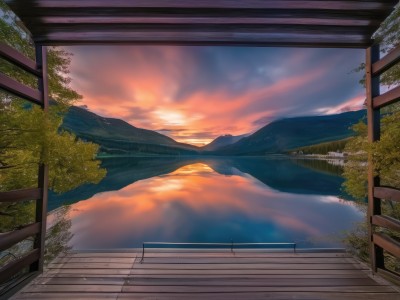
[4,0,399,48]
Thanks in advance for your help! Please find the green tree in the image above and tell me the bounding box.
[0,1,106,234]
[343,3,400,198]
[342,3,400,272]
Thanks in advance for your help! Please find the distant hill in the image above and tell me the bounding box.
[61,106,366,157]
[61,106,199,156]
[214,110,366,155]
[202,134,247,151]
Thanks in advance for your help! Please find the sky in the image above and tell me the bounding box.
[67,46,365,146]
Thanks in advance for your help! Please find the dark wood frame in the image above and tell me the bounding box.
[3,0,398,47]
[0,43,49,298]
[0,0,399,297]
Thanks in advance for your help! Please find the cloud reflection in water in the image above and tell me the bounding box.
[63,161,363,249]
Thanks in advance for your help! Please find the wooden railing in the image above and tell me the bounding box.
[140,242,299,263]
[0,42,49,298]
[366,43,400,282]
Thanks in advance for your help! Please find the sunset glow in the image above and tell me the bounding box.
[63,162,363,249]
[67,46,365,145]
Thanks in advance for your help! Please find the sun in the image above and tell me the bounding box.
[154,109,187,126]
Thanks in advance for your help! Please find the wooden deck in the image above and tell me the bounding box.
[11,249,400,300]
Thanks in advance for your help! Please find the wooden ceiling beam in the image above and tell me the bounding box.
[4,0,396,47]
[12,0,396,11]
[38,16,381,27]
[29,24,373,36]
[33,31,370,48]
[20,9,390,19]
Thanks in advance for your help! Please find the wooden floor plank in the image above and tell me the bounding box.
[131,269,372,275]
[135,257,360,264]
[14,292,400,300]
[35,277,126,286]
[116,293,400,300]
[56,256,357,264]
[21,284,396,294]
[43,273,371,279]
[121,285,396,293]
[67,253,138,258]
[46,269,132,275]
[11,293,119,300]
[25,284,123,293]
[47,262,368,270]
[47,263,135,269]
[32,277,380,287]
[67,252,350,258]
[46,268,371,276]
[52,257,136,264]
[133,263,368,270]
[123,278,381,287]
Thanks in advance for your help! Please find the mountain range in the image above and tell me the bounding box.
[210,110,366,155]
[61,106,366,156]
[62,106,198,156]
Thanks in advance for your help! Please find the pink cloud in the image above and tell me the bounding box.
[66,46,364,145]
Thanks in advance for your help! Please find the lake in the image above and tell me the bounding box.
[47,157,364,251]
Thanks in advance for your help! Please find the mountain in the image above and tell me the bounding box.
[214,110,366,155]
[61,106,199,155]
[61,106,366,157]
[202,134,247,151]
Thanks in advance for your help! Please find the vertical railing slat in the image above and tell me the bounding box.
[366,44,384,272]
[365,45,384,272]
[30,45,49,273]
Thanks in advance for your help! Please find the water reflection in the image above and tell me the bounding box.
[49,157,363,249]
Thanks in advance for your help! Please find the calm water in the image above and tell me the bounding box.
[48,157,363,250]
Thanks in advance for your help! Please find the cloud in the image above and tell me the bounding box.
[156,128,187,133]
[66,46,365,145]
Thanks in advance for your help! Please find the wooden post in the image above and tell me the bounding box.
[366,44,383,272]
[30,45,49,272]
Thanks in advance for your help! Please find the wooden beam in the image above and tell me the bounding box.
[0,73,42,105]
[371,215,400,232]
[18,0,397,11]
[374,187,400,202]
[373,85,400,109]
[366,44,383,272]
[30,45,49,274]
[21,9,391,22]
[0,43,40,76]
[372,44,400,76]
[377,267,400,286]
[33,31,371,48]
[0,249,40,284]
[31,24,372,35]
[0,188,42,203]
[41,16,380,27]
[0,223,41,252]
[4,0,396,47]
[373,233,400,259]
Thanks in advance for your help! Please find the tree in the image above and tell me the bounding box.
[342,3,400,272]
[0,1,106,234]
[343,3,400,197]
